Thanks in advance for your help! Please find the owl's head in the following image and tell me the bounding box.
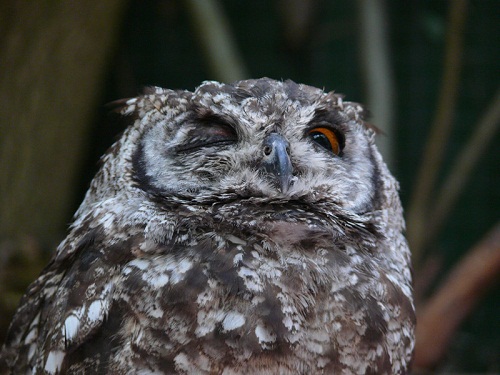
[78,78,399,234]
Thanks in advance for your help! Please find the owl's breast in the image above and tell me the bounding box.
[111,226,413,373]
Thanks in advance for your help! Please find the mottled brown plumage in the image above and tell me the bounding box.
[1,78,415,374]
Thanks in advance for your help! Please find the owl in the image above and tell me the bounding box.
[1,78,415,374]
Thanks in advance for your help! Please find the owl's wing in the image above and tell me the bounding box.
[1,262,54,373]
[1,229,132,374]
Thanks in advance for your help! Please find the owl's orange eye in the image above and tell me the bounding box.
[308,127,341,155]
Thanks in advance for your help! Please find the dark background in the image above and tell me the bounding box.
[1,1,498,372]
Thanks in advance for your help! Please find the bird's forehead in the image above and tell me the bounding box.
[190,79,325,131]
[193,78,327,108]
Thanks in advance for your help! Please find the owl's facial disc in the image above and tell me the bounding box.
[259,133,293,193]
[133,83,377,214]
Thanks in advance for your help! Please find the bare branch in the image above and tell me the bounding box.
[407,0,468,267]
[427,88,500,242]
[185,0,248,82]
[414,222,500,369]
[0,1,126,243]
[357,0,396,167]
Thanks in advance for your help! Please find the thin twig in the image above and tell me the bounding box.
[357,0,395,167]
[427,89,500,243]
[414,222,500,369]
[185,0,248,82]
[407,0,468,268]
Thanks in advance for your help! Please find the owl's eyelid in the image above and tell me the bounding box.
[203,123,238,139]
[306,123,346,153]
[175,140,236,153]
[305,122,341,134]
[197,112,238,133]
[182,115,238,139]
[174,136,237,153]
[173,117,239,153]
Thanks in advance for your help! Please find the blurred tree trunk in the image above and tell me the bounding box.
[0,2,127,244]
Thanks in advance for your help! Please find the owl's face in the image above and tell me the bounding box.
[131,79,378,215]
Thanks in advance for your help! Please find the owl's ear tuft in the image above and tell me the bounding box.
[362,121,384,135]
[105,97,136,115]
[103,99,139,138]
[193,105,216,119]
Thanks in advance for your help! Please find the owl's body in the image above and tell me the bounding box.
[1,78,414,374]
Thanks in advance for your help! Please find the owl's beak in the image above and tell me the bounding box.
[260,133,293,193]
